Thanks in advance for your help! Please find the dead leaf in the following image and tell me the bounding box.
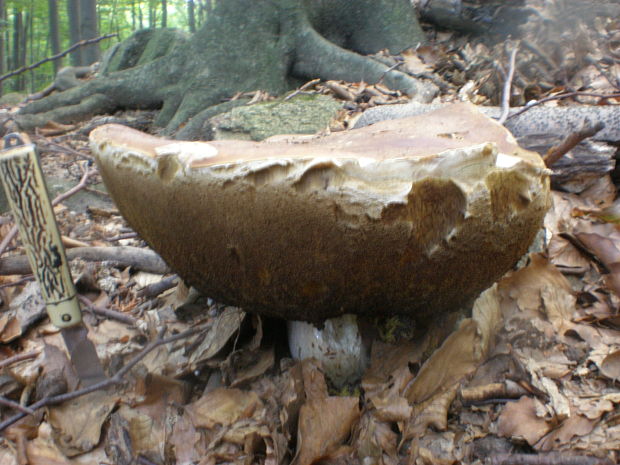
[301,358,329,401]
[573,222,620,298]
[405,319,480,404]
[599,350,620,381]
[47,390,118,457]
[170,413,204,465]
[25,423,71,465]
[405,386,458,438]
[497,396,552,446]
[0,447,18,465]
[541,284,577,336]
[499,253,573,316]
[186,387,263,429]
[536,413,597,451]
[294,396,360,465]
[353,413,398,463]
[188,306,246,366]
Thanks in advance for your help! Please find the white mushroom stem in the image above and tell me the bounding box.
[287,314,369,387]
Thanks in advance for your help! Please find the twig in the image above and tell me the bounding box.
[0,325,206,432]
[106,232,138,242]
[78,295,138,326]
[377,61,404,85]
[508,91,620,120]
[284,78,320,101]
[489,452,614,465]
[0,33,117,84]
[0,246,169,275]
[0,276,33,288]
[136,274,179,299]
[498,43,519,125]
[0,396,35,415]
[543,120,605,167]
[35,138,94,162]
[0,167,96,256]
[0,351,39,369]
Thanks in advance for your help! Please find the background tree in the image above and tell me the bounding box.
[79,0,99,64]
[67,0,81,65]
[48,0,61,73]
[16,0,437,138]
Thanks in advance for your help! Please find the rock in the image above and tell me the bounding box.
[209,95,342,141]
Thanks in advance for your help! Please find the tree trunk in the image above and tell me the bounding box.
[67,0,82,65]
[12,8,24,91]
[17,0,437,138]
[148,0,156,28]
[48,0,62,74]
[0,0,4,95]
[161,0,167,28]
[79,0,100,65]
[187,0,195,33]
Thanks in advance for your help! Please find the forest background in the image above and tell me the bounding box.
[0,0,204,95]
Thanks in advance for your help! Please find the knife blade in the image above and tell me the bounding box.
[0,133,106,387]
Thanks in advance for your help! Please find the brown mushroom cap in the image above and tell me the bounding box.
[90,103,550,322]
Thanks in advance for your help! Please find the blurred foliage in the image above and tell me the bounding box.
[0,0,208,94]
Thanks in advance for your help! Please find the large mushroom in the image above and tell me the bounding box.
[90,103,550,385]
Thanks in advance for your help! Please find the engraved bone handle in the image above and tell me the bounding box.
[0,133,82,328]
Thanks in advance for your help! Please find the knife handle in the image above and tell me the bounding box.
[0,133,82,328]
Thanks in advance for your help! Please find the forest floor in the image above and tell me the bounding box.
[1,3,620,465]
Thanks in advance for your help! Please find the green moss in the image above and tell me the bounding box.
[212,94,342,141]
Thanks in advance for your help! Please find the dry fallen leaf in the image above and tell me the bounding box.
[186,387,263,429]
[47,390,118,457]
[599,350,620,382]
[294,396,360,465]
[497,396,552,446]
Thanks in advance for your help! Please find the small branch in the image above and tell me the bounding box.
[490,452,614,465]
[498,43,519,125]
[136,274,179,299]
[0,246,169,275]
[0,167,96,256]
[543,120,605,167]
[508,91,620,120]
[284,78,320,101]
[0,33,117,84]
[78,295,138,326]
[106,232,138,242]
[0,325,205,432]
[0,351,39,369]
[0,396,35,415]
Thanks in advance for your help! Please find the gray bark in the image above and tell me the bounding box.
[67,0,81,65]
[79,0,100,65]
[48,0,61,74]
[17,0,437,138]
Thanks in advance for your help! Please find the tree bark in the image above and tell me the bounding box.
[187,0,195,33]
[79,0,100,65]
[0,0,4,95]
[67,0,82,65]
[161,0,167,28]
[48,0,62,74]
[17,0,437,138]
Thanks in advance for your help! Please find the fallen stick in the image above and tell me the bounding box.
[0,246,169,275]
[543,120,605,167]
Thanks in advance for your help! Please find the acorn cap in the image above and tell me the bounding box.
[90,103,550,322]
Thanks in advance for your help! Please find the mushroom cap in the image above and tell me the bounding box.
[90,103,550,322]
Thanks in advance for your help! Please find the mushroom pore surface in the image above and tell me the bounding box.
[90,103,551,322]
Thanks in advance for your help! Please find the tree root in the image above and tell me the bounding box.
[14,0,438,137]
